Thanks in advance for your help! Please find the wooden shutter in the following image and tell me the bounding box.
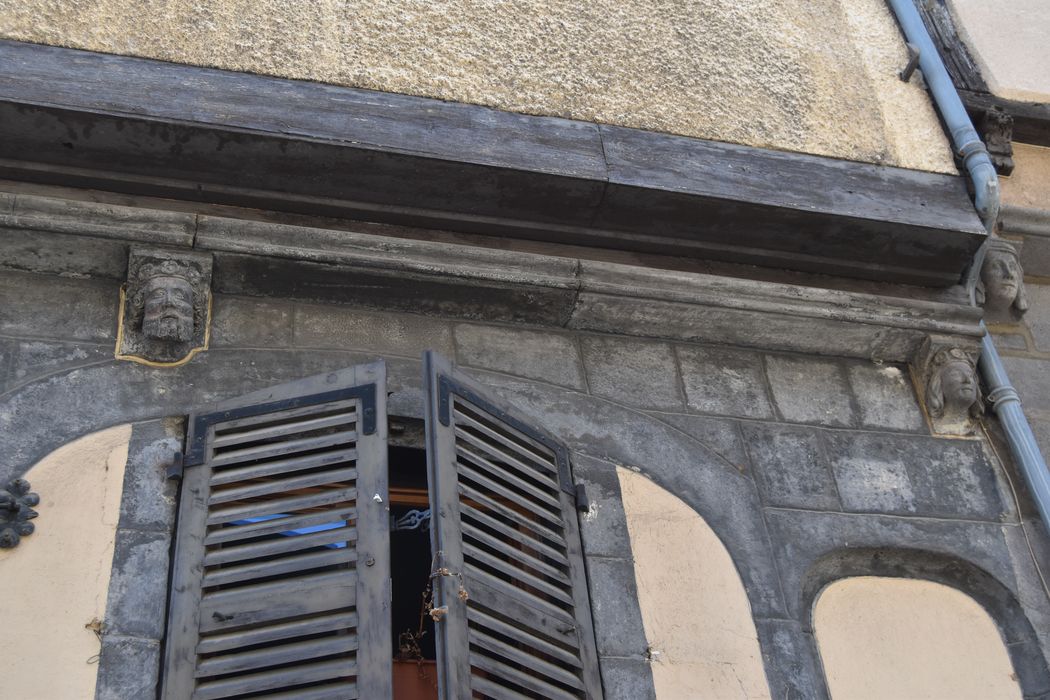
[162,362,391,700]
[423,351,604,699]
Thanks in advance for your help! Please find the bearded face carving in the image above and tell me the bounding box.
[117,248,212,365]
[142,274,196,342]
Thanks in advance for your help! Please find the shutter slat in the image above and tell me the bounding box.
[462,541,575,607]
[203,526,357,566]
[466,606,581,668]
[192,659,358,700]
[453,422,559,489]
[456,461,563,529]
[210,448,358,486]
[452,404,558,476]
[469,626,586,690]
[210,430,358,468]
[455,439,561,509]
[209,398,358,433]
[196,636,360,678]
[204,506,357,545]
[200,571,357,633]
[469,675,536,700]
[458,483,569,557]
[211,411,357,449]
[197,612,359,654]
[461,521,570,584]
[209,466,358,505]
[257,682,359,700]
[464,567,575,628]
[207,487,357,525]
[203,548,356,588]
[468,651,579,700]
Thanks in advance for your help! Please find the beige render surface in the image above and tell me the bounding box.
[0,0,955,173]
[815,576,1022,700]
[0,425,131,700]
[949,0,1050,103]
[618,467,770,699]
[1001,143,1050,210]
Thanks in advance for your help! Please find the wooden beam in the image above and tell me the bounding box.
[0,40,985,285]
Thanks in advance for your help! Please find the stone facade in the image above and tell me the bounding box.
[2,253,1049,697]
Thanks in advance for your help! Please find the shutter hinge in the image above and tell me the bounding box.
[574,482,590,512]
[165,450,185,480]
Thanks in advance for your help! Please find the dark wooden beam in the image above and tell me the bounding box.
[0,40,984,285]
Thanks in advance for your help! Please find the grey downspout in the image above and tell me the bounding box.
[887,0,1050,531]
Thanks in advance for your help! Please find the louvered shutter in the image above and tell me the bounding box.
[162,362,391,700]
[423,351,604,699]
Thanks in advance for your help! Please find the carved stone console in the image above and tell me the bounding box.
[915,335,984,436]
[978,238,1028,322]
[116,247,213,365]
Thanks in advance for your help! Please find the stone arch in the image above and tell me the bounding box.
[617,466,771,699]
[802,547,1049,698]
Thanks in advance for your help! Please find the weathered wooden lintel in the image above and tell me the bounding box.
[0,40,986,286]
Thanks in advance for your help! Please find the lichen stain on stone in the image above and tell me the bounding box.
[0,0,956,173]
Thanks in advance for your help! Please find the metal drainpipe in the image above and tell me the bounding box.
[887,0,1050,530]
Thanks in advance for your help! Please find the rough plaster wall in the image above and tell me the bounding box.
[617,467,770,699]
[1001,143,1050,211]
[949,0,1050,103]
[0,0,955,173]
[815,577,1022,700]
[0,424,131,700]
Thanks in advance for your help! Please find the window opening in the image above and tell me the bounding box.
[389,430,439,700]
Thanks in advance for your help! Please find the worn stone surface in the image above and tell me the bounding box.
[0,0,955,173]
[764,508,1018,619]
[296,302,453,357]
[117,419,181,533]
[580,336,683,409]
[210,295,294,348]
[454,324,585,389]
[95,636,161,700]
[0,270,118,342]
[571,454,633,560]
[754,618,829,700]
[650,413,749,473]
[1,339,113,394]
[676,345,773,419]
[1021,283,1050,353]
[846,362,925,432]
[993,332,1030,351]
[103,529,172,639]
[594,656,657,700]
[585,556,650,658]
[743,424,841,511]
[766,355,856,427]
[1002,356,1050,414]
[825,432,1005,520]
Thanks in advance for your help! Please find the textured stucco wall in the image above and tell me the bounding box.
[0,425,131,700]
[0,0,955,173]
[618,467,770,699]
[949,0,1050,103]
[815,577,1023,699]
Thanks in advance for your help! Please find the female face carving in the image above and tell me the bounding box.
[939,360,978,412]
[981,249,1022,309]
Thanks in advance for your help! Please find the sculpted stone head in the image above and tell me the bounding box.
[118,248,212,365]
[142,273,196,342]
[979,240,1028,315]
[926,349,983,421]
